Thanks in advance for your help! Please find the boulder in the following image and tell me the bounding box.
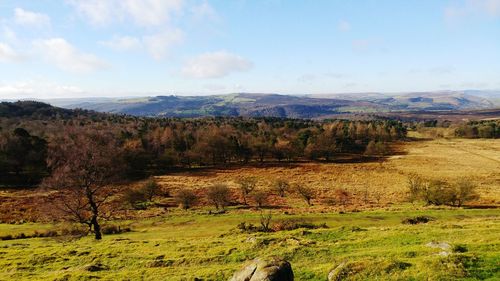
[230,257,294,281]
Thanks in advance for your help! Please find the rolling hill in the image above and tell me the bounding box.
[44,91,500,118]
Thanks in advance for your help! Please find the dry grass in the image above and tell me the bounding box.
[156,137,500,209]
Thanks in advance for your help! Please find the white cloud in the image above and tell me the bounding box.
[122,0,184,26]
[99,35,142,51]
[14,8,51,27]
[445,0,500,22]
[191,0,219,22]
[67,0,184,26]
[0,42,22,62]
[182,51,253,79]
[337,20,351,32]
[34,38,108,73]
[143,29,184,60]
[0,80,84,99]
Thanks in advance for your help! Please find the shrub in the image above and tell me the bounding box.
[259,212,272,232]
[206,184,231,210]
[101,225,131,235]
[407,174,423,203]
[123,188,148,210]
[453,244,468,253]
[251,190,269,208]
[237,177,257,205]
[454,179,479,207]
[408,177,480,207]
[174,189,197,210]
[402,216,435,224]
[143,178,160,201]
[294,184,314,206]
[272,179,289,197]
[334,188,352,209]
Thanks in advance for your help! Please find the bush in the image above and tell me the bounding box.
[251,190,269,208]
[454,179,479,207]
[402,216,435,225]
[123,188,149,210]
[143,178,160,201]
[334,188,352,208]
[272,179,289,197]
[174,189,197,210]
[206,184,231,210]
[406,176,480,207]
[294,184,314,206]
[101,225,131,235]
[237,177,257,205]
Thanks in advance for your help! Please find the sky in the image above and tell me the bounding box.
[0,0,500,99]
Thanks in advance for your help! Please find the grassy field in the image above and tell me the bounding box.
[0,137,499,280]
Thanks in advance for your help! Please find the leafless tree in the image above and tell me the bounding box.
[295,184,315,206]
[454,178,479,207]
[251,190,269,208]
[206,183,231,210]
[260,211,272,232]
[237,177,257,205]
[42,128,124,240]
[335,188,352,209]
[272,178,289,197]
[174,188,198,210]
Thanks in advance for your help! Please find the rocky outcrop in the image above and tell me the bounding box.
[230,257,294,281]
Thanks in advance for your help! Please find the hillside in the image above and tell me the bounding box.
[51,91,500,118]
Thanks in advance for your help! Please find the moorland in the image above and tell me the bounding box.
[0,100,499,280]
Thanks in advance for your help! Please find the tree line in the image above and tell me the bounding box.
[1,101,407,186]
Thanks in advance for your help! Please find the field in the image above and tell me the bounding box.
[0,137,499,280]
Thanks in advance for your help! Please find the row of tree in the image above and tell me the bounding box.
[1,102,408,186]
[454,120,499,138]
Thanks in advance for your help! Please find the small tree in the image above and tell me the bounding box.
[237,177,257,205]
[259,212,272,232]
[295,184,315,206]
[252,190,269,208]
[454,178,479,207]
[174,189,197,210]
[272,179,289,197]
[206,184,231,210]
[143,178,160,202]
[334,188,352,209]
[407,174,423,203]
[42,129,123,240]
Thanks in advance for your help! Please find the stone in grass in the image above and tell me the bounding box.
[426,241,451,251]
[328,262,348,281]
[230,256,294,281]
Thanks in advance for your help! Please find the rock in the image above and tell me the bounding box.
[230,257,294,281]
[426,241,451,250]
[328,262,348,281]
[246,236,257,244]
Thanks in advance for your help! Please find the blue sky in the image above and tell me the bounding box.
[0,0,499,99]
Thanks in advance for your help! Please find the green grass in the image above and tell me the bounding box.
[0,207,499,280]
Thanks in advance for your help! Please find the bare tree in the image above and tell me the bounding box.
[334,188,352,210]
[143,178,160,202]
[237,177,257,205]
[174,188,198,210]
[454,178,479,207]
[272,179,289,197]
[259,211,272,232]
[42,128,123,240]
[407,174,423,203]
[206,183,231,210]
[295,184,315,206]
[251,190,269,208]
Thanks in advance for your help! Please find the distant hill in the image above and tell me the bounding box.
[43,91,500,119]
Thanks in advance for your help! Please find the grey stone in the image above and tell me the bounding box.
[230,257,293,281]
